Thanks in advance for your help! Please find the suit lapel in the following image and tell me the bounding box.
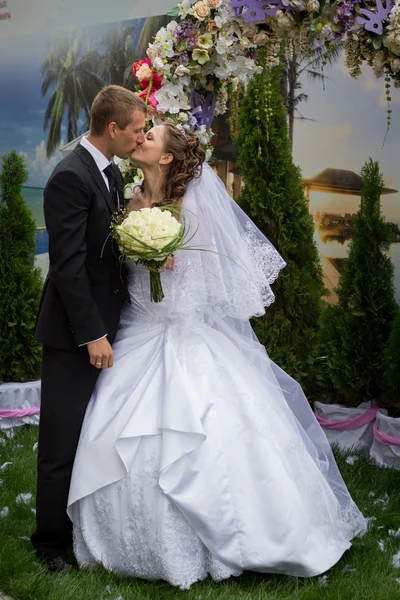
[73,145,115,214]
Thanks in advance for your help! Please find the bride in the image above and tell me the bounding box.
[67,123,366,589]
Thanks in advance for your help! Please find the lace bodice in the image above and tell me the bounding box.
[119,261,205,330]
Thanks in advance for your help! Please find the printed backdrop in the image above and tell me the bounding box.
[1,1,399,301]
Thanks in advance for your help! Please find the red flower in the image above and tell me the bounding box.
[139,88,159,112]
[133,57,164,91]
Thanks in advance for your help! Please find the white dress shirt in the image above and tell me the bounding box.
[78,137,114,347]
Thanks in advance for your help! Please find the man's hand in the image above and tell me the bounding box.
[87,337,114,369]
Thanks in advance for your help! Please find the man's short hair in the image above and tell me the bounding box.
[90,85,147,135]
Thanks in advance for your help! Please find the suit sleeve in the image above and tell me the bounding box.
[44,169,107,346]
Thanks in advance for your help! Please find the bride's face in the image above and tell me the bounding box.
[130,125,171,169]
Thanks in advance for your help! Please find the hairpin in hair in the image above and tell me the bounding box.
[176,123,189,139]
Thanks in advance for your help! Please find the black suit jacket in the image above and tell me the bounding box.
[35,145,128,351]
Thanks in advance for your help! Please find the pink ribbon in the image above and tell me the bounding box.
[373,421,400,447]
[0,406,40,418]
[315,407,378,431]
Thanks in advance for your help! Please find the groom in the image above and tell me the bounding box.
[31,85,147,571]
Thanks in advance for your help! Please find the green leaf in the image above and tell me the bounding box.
[166,5,180,16]
[372,36,383,50]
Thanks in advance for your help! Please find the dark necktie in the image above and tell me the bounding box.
[103,164,120,211]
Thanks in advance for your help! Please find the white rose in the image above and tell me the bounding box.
[189,1,211,21]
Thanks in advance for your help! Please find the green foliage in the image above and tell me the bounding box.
[235,65,324,390]
[315,159,397,405]
[383,308,400,402]
[0,151,42,383]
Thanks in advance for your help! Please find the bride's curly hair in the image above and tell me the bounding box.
[150,124,205,206]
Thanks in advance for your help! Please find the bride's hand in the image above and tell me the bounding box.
[165,256,175,270]
[149,256,174,273]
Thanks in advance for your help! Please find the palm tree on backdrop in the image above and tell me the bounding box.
[282,41,343,152]
[138,15,173,57]
[100,23,139,90]
[41,29,104,158]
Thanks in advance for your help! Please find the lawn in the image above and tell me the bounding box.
[1,426,400,600]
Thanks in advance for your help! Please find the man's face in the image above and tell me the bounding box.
[112,110,146,159]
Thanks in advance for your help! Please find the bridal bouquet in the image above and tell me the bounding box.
[111,206,185,302]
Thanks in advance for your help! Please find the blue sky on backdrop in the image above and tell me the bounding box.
[292,59,400,221]
[0,17,145,187]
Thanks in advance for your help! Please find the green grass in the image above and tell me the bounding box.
[1,426,400,600]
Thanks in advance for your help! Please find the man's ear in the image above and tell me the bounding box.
[108,122,117,138]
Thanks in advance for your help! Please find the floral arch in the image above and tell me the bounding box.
[130,0,399,153]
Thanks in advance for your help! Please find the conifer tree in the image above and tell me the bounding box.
[235,64,324,389]
[315,159,396,404]
[0,151,42,382]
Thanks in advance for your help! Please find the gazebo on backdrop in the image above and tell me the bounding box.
[302,168,398,304]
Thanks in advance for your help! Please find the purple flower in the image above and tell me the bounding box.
[334,0,358,32]
[180,50,190,65]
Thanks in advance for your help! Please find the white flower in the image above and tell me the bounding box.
[153,57,164,71]
[175,64,190,76]
[133,169,145,185]
[124,184,135,200]
[198,32,214,49]
[116,207,182,260]
[0,507,9,518]
[177,111,190,123]
[215,35,234,55]
[147,43,160,61]
[274,9,294,29]
[306,0,319,10]
[154,82,191,114]
[178,0,191,18]
[193,48,211,64]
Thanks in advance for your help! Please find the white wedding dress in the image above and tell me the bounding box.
[68,166,366,589]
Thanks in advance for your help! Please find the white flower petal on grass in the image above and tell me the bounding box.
[19,536,31,542]
[396,577,400,584]
[105,586,112,594]
[366,516,377,529]
[390,529,400,538]
[16,493,33,505]
[342,564,357,573]
[0,462,12,471]
[32,442,38,451]
[374,493,390,508]
[0,507,9,517]
[392,550,400,569]
[31,508,36,515]
[369,491,376,497]
[317,575,328,586]
[0,437,6,446]
[377,526,385,530]
[5,429,15,439]
[378,540,386,551]
[15,445,24,449]
[345,455,359,465]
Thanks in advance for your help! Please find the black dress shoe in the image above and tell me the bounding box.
[37,554,72,573]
